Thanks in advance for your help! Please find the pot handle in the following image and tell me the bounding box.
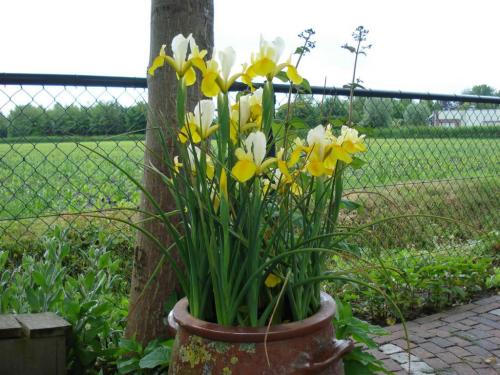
[300,339,354,373]
[166,310,179,337]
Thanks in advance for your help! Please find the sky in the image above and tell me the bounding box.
[1,0,500,94]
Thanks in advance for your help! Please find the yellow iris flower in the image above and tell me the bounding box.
[231,131,276,182]
[229,88,263,143]
[148,34,207,86]
[196,47,244,97]
[179,100,219,144]
[245,36,303,85]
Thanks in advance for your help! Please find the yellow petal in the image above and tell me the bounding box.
[178,124,201,144]
[307,160,326,177]
[201,73,220,97]
[191,57,207,73]
[354,142,367,152]
[252,58,276,77]
[235,147,251,161]
[286,65,303,85]
[265,273,281,288]
[278,160,291,179]
[231,160,257,182]
[206,161,214,180]
[184,67,197,86]
[220,169,228,199]
[288,147,302,167]
[290,182,303,196]
[148,56,165,76]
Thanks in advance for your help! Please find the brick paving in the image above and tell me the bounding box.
[369,295,500,374]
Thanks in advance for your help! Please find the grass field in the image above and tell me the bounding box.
[1,137,498,248]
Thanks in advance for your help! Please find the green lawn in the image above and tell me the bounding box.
[0,137,498,220]
[0,137,498,247]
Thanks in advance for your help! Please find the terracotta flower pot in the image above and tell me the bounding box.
[167,292,354,374]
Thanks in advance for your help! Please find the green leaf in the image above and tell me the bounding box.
[117,358,140,374]
[139,346,171,369]
[275,71,289,83]
[350,157,367,169]
[299,78,312,93]
[98,252,111,269]
[118,338,142,354]
[0,251,8,269]
[32,271,46,288]
[288,118,309,130]
[340,199,362,212]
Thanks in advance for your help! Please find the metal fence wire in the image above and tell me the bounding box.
[0,73,499,252]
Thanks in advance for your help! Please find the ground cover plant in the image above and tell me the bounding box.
[325,232,500,325]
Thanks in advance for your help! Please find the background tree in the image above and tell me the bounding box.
[403,102,432,126]
[0,113,7,138]
[464,84,497,96]
[125,0,214,345]
[361,98,392,128]
[463,84,498,109]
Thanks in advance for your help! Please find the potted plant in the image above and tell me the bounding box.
[141,33,368,374]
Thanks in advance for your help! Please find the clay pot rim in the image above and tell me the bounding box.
[170,291,336,343]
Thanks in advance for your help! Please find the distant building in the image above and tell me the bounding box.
[429,109,500,127]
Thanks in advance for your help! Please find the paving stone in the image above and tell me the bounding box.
[380,343,403,354]
[465,345,492,357]
[443,312,475,323]
[391,351,419,364]
[433,329,452,338]
[423,357,449,370]
[462,355,492,369]
[400,360,435,374]
[449,322,471,331]
[430,337,454,348]
[421,321,446,330]
[476,368,500,375]
[487,336,500,345]
[473,303,500,314]
[435,351,462,364]
[383,358,403,372]
[392,339,417,349]
[410,347,435,359]
[450,362,478,375]
[367,348,388,360]
[447,335,472,346]
[470,316,500,330]
[420,341,447,354]
[447,345,472,358]
[461,319,481,326]
[476,339,498,351]
[474,296,500,305]
[489,309,500,317]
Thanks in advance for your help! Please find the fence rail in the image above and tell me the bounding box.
[1,73,499,251]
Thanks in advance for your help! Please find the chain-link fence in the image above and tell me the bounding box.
[1,73,499,252]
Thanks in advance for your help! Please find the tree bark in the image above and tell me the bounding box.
[125,0,213,344]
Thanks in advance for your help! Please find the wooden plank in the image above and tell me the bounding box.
[0,314,22,338]
[15,312,71,338]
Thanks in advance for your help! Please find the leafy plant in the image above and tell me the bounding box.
[0,227,128,374]
[116,337,172,374]
[332,299,390,374]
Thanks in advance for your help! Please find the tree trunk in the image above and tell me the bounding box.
[125,0,213,345]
